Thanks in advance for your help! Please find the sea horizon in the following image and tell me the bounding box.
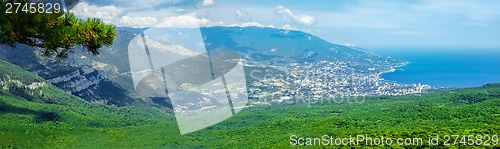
[369,48,500,88]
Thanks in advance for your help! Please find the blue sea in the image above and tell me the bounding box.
[372,49,500,88]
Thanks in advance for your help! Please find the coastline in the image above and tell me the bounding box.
[377,61,410,81]
[377,61,435,90]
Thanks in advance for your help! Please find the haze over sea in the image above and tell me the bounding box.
[370,48,500,88]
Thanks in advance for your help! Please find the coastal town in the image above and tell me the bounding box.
[247,60,432,103]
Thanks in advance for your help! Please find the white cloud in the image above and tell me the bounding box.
[236,9,252,22]
[280,24,298,30]
[202,0,214,6]
[70,1,305,29]
[73,2,224,28]
[240,22,264,27]
[157,14,223,28]
[118,16,158,28]
[71,2,124,23]
[229,22,264,27]
[275,5,317,26]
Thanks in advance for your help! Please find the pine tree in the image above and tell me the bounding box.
[0,0,116,58]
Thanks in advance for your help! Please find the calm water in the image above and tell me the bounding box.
[373,49,500,88]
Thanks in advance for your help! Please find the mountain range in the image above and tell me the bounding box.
[0,26,405,106]
[1,26,499,148]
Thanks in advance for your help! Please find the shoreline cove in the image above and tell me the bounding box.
[371,49,500,88]
[377,61,412,83]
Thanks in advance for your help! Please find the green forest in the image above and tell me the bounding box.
[0,59,499,148]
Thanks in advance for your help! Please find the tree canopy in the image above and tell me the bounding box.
[0,0,116,58]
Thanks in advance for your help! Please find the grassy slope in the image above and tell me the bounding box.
[1,59,499,148]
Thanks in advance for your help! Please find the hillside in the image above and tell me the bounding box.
[0,26,410,105]
[202,27,404,69]
[70,27,415,102]
[0,59,174,148]
[117,26,405,70]
[0,44,145,106]
[1,59,499,148]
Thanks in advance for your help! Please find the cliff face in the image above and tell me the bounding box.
[47,66,105,93]
[0,44,139,106]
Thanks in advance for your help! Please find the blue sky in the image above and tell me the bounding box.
[71,0,500,50]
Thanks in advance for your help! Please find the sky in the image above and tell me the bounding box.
[70,0,500,50]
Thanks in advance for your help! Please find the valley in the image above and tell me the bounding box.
[0,58,498,148]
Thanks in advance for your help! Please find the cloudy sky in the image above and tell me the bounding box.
[71,0,500,50]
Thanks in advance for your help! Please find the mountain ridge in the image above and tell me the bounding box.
[1,26,409,105]
[118,26,405,69]
[0,57,498,147]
